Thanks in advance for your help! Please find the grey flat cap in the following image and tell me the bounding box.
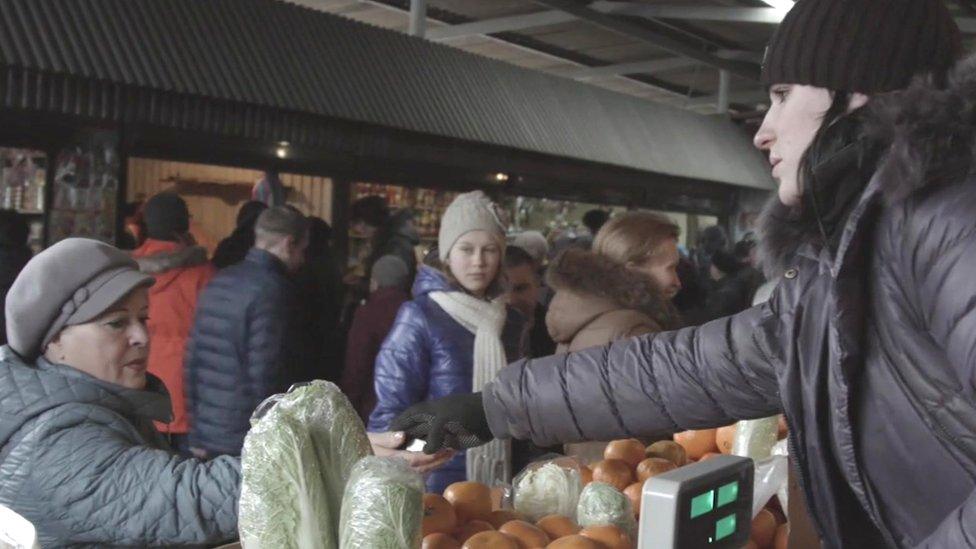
[5,238,154,359]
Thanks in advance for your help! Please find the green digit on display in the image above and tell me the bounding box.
[715,513,737,541]
[690,490,714,518]
[717,481,739,508]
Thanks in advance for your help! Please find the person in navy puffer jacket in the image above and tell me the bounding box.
[185,206,310,458]
[368,191,525,493]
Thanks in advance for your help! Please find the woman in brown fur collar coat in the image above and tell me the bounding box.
[545,212,683,462]
[545,211,682,354]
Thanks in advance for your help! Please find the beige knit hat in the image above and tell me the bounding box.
[438,191,506,262]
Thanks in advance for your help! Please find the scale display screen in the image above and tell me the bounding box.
[638,455,753,548]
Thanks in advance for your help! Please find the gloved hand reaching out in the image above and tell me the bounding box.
[390,392,494,455]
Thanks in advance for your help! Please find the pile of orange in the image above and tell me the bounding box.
[422,418,793,548]
[420,480,631,548]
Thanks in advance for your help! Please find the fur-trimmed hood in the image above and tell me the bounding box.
[758,53,976,277]
[545,248,679,345]
[133,244,208,275]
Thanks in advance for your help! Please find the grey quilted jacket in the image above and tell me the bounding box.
[483,58,976,548]
[0,346,241,547]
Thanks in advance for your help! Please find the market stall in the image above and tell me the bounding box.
[228,382,791,549]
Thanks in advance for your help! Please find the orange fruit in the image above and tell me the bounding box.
[624,482,644,518]
[423,533,463,549]
[536,515,580,539]
[636,457,677,482]
[580,524,631,549]
[499,520,551,549]
[591,459,635,491]
[445,482,494,524]
[489,510,524,530]
[645,440,688,467]
[579,464,593,485]
[698,452,722,462]
[674,429,718,460]
[604,439,646,469]
[456,521,495,544]
[424,493,459,536]
[462,530,519,549]
[715,424,737,455]
[546,535,603,548]
[751,509,778,548]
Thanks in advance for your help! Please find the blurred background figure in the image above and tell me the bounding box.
[341,254,411,423]
[0,210,31,347]
[212,201,268,269]
[185,206,309,458]
[131,192,215,455]
[295,217,345,382]
[504,245,555,358]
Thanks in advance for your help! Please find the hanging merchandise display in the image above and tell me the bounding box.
[0,148,46,215]
[47,130,120,245]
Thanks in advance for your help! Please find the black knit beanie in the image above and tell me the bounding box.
[143,193,190,241]
[762,0,962,94]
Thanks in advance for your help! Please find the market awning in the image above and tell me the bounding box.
[0,0,773,191]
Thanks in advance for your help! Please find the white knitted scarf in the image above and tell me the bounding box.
[429,290,512,486]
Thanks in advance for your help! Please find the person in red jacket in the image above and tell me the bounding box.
[131,192,215,454]
[342,254,411,422]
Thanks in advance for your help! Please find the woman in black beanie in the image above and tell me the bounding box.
[392,1,976,547]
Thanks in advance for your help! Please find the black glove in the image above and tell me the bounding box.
[390,392,493,454]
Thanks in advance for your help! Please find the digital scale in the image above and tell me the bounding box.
[638,455,754,548]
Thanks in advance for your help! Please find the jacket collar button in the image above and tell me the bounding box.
[784,268,798,279]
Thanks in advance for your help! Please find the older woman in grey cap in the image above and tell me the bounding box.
[0,238,240,547]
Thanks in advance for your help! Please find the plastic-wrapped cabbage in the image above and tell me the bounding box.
[576,482,637,540]
[239,381,372,549]
[513,457,583,522]
[731,417,779,459]
[339,456,424,548]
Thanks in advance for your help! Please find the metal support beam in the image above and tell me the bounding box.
[565,50,759,80]
[357,0,689,99]
[568,57,698,80]
[409,0,426,37]
[427,10,574,40]
[591,2,787,24]
[717,70,730,112]
[531,0,759,81]
[687,88,766,108]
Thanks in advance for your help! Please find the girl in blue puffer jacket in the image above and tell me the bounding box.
[368,191,525,493]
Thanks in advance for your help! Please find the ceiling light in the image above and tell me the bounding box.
[275,141,290,159]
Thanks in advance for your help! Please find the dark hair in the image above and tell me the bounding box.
[237,201,268,228]
[351,196,390,227]
[0,210,29,248]
[504,245,536,270]
[306,217,333,258]
[582,209,610,235]
[710,250,743,276]
[733,239,756,261]
[697,225,728,255]
[255,206,309,243]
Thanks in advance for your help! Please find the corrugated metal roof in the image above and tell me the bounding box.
[0,0,773,190]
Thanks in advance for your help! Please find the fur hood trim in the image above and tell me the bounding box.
[135,245,209,274]
[546,248,678,330]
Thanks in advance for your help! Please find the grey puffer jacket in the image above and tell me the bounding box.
[483,58,976,548]
[0,347,240,548]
